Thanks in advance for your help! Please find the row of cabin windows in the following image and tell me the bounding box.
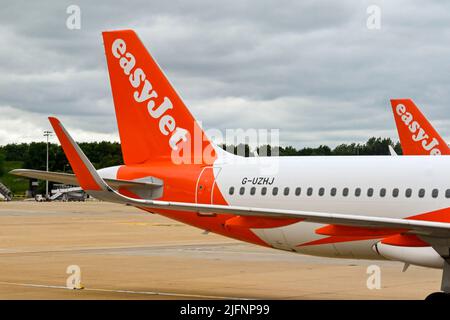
[228,186,449,199]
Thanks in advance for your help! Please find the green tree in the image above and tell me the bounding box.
[315,145,332,155]
[394,141,403,155]
[0,137,405,177]
[280,146,298,156]
[332,143,359,155]
[1,143,29,161]
[257,144,278,156]
[23,142,47,170]
[360,137,393,155]
[0,150,5,176]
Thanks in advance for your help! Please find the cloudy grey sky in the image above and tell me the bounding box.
[1,0,450,148]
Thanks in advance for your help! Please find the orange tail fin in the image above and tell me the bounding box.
[102,30,215,165]
[390,99,450,155]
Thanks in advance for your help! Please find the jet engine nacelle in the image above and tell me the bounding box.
[373,242,444,269]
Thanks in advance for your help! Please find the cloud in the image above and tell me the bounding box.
[1,0,450,147]
[0,105,118,144]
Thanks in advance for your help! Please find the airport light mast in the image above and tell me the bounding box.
[43,130,53,199]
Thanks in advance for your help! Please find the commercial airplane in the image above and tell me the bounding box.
[390,99,450,155]
[11,30,450,299]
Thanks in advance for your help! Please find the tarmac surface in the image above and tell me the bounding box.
[0,201,442,299]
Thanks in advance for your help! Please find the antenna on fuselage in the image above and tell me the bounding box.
[388,145,398,156]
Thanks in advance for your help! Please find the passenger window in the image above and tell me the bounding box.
[367,188,374,197]
[229,187,234,195]
[307,187,313,196]
[392,188,399,198]
[284,187,289,196]
[418,188,425,198]
[432,189,439,198]
[318,187,325,196]
[239,187,245,195]
[380,188,386,197]
[355,188,361,197]
[250,187,256,195]
[330,188,337,196]
[446,189,450,198]
[295,187,301,196]
[272,187,279,196]
[342,188,349,197]
[405,188,412,198]
[261,187,267,195]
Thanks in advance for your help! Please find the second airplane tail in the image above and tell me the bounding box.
[102,30,216,166]
[390,99,450,155]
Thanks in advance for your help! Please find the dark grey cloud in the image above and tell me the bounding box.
[0,0,450,147]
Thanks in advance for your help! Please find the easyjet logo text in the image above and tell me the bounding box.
[111,38,188,151]
[395,103,441,155]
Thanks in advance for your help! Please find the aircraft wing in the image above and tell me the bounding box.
[46,116,450,240]
[9,169,162,190]
[11,169,79,185]
[109,200,450,237]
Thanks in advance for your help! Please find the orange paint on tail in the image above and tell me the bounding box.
[390,99,450,155]
[102,30,215,165]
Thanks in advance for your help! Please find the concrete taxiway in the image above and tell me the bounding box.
[0,201,441,299]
